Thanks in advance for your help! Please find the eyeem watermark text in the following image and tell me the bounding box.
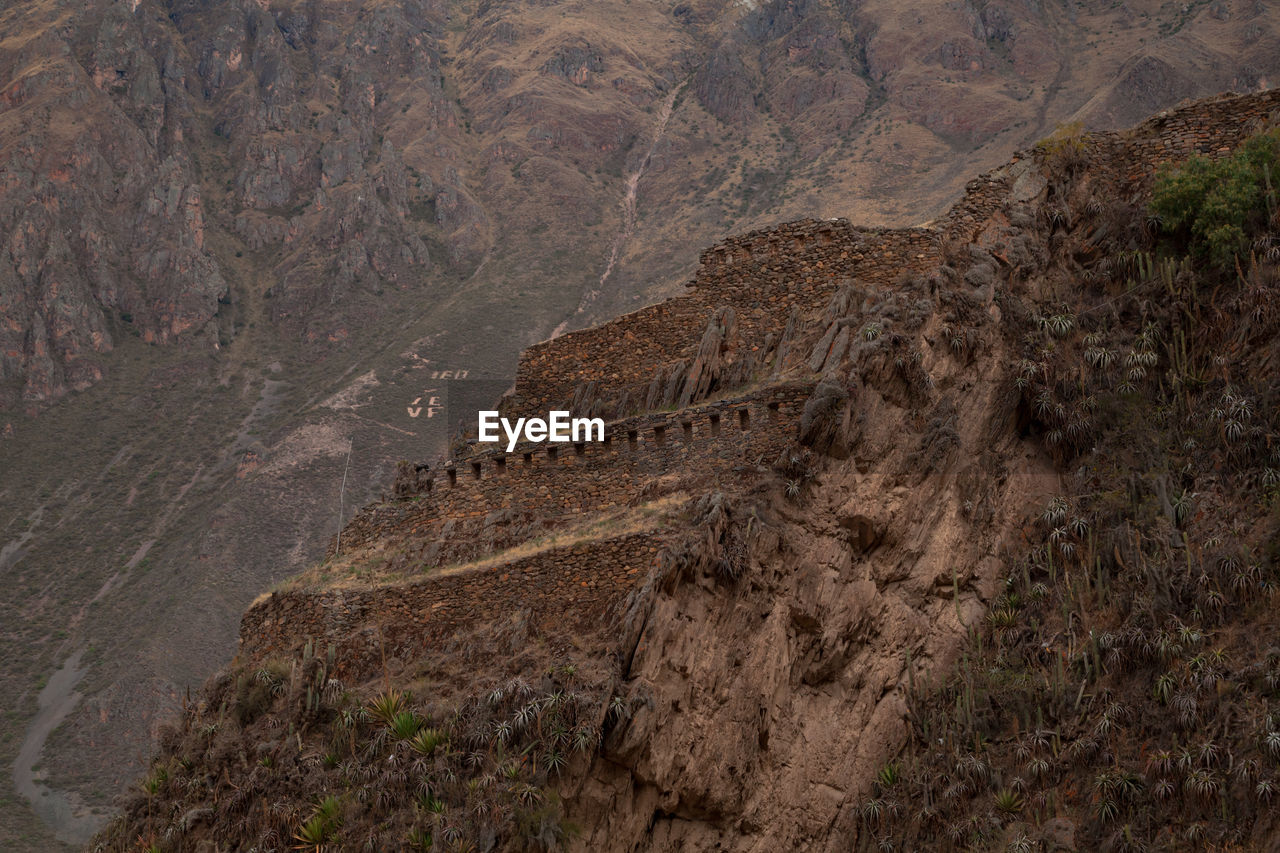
[478,411,605,452]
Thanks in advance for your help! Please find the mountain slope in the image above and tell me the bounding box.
[93,89,1280,852]
[2,0,1279,847]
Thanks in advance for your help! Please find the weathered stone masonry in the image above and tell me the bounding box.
[513,222,940,412]
[1098,89,1280,182]
[238,90,1280,679]
[240,533,664,679]
[332,383,812,557]
[509,90,1280,418]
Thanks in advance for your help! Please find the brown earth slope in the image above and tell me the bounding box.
[93,90,1280,851]
[2,0,1279,847]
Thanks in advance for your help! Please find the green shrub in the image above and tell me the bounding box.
[1149,129,1280,271]
[366,689,409,726]
[408,726,447,755]
[233,660,289,725]
[1036,121,1088,172]
[293,795,342,850]
[389,709,424,740]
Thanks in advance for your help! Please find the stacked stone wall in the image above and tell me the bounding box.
[1099,89,1280,183]
[510,91,1280,416]
[246,89,1280,685]
[240,532,663,678]
[514,221,938,411]
[333,383,811,556]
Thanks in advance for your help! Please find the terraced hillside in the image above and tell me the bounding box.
[93,90,1280,851]
[8,1,1280,847]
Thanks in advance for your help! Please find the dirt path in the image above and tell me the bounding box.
[11,650,109,845]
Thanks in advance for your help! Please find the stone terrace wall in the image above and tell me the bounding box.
[333,383,812,557]
[248,89,1280,687]
[513,220,939,412]
[240,532,663,680]
[939,166,1019,243]
[1098,88,1280,183]
[696,222,937,338]
[513,91,1280,416]
[933,89,1280,244]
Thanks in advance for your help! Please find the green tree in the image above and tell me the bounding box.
[1149,129,1279,271]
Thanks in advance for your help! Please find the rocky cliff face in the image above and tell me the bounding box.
[3,0,1280,849]
[0,2,226,408]
[570,367,1057,851]
[90,91,1280,852]
[3,0,1278,409]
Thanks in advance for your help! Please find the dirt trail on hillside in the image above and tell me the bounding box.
[12,650,108,845]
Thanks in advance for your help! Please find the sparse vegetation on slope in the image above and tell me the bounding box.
[872,127,1280,852]
[89,96,1280,853]
[93,642,610,853]
[1150,129,1280,271]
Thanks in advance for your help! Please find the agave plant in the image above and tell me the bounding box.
[513,783,543,806]
[390,710,425,741]
[408,727,448,756]
[1147,750,1174,777]
[417,792,446,815]
[956,753,990,784]
[1230,566,1258,593]
[1045,312,1075,338]
[293,797,342,851]
[544,749,568,776]
[1183,768,1220,801]
[1007,833,1034,853]
[513,702,540,732]
[1085,345,1116,369]
[140,767,167,797]
[492,719,513,744]
[562,725,591,755]
[861,798,886,824]
[993,788,1024,814]
[875,761,901,790]
[1234,759,1260,784]
[1094,798,1120,823]
[988,606,1019,632]
[1042,497,1069,528]
[607,694,630,722]
[1196,740,1222,768]
[407,828,432,852]
[367,690,409,727]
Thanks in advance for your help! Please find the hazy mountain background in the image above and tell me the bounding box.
[0,0,1275,847]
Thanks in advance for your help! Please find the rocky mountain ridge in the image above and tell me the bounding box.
[94,89,1280,851]
[5,0,1280,410]
[3,0,1280,848]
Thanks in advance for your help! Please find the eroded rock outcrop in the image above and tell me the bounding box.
[92,87,1280,853]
